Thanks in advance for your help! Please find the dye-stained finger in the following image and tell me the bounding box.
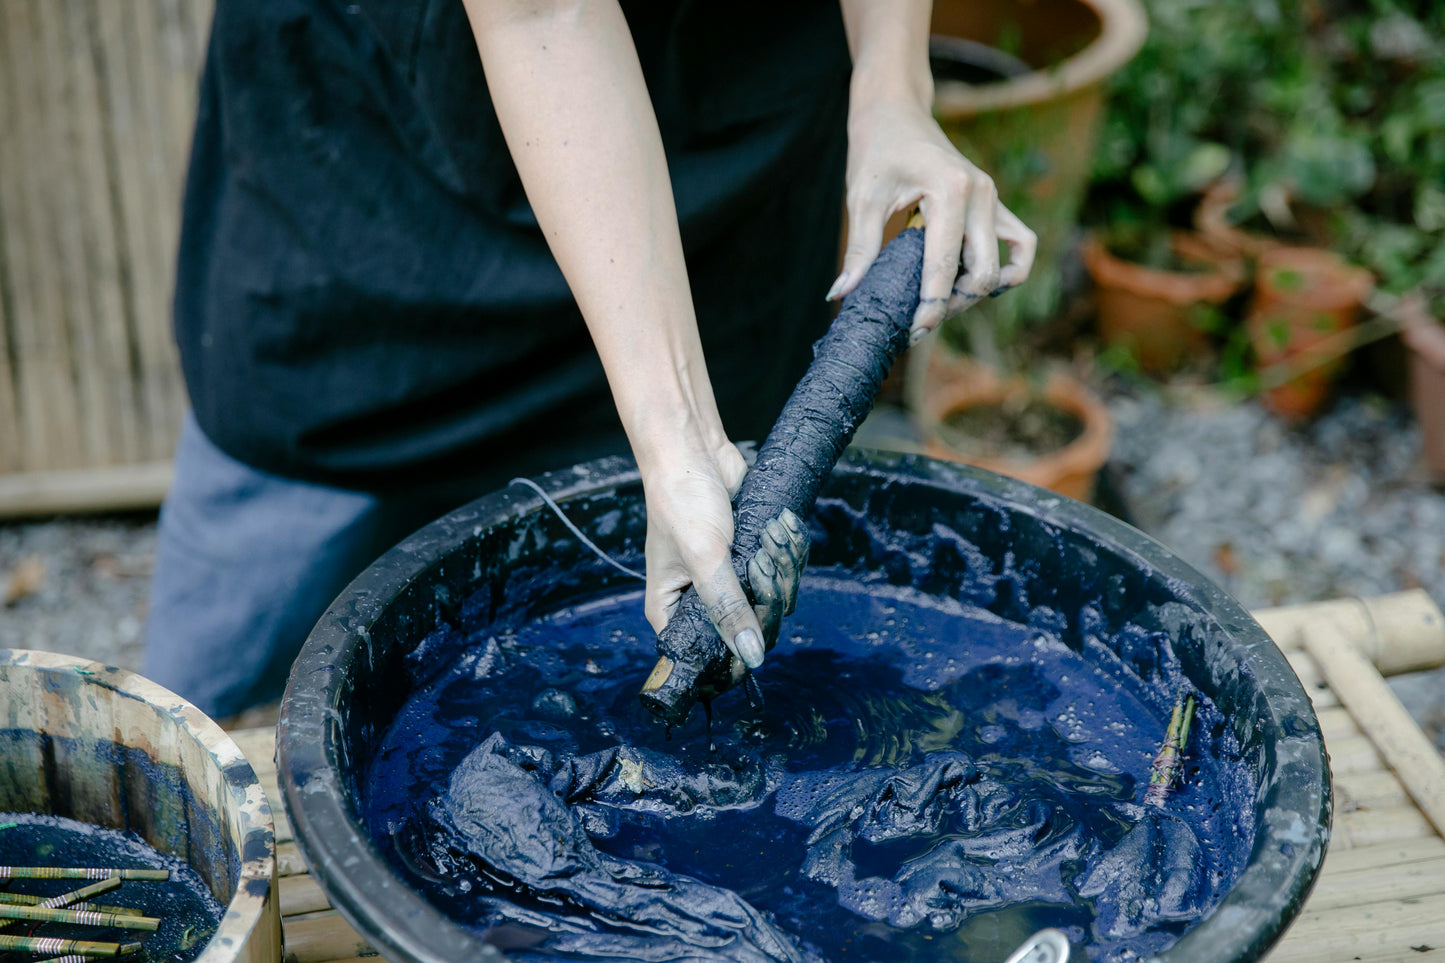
[832,187,891,302]
[694,559,767,669]
[750,548,781,603]
[945,177,1000,317]
[912,180,969,342]
[994,201,1037,291]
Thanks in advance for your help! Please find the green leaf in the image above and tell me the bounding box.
[1180,143,1232,192]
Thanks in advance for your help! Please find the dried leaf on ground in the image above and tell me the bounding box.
[4,557,47,606]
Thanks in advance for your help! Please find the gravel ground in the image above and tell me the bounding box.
[2,392,1440,745]
[1108,388,1445,747]
[0,514,156,670]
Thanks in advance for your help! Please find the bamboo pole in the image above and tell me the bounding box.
[1253,591,1445,676]
[1304,622,1445,838]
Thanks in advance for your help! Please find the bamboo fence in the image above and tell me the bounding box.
[0,0,211,514]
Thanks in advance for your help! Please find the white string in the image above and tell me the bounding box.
[508,477,645,581]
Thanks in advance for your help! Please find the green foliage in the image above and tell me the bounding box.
[1090,0,1445,305]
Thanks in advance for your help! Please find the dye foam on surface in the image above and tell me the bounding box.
[364,568,1255,963]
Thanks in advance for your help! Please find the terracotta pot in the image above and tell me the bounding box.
[1247,247,1373,419]
[1402,311,1445,483]
[1196,180,1338,265]
[1083,233,1246,374]
[1196,181,1282,263]
[915,352,1114,502]
[930,0,1146,339]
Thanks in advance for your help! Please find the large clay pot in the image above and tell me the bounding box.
[1083,233,1246,374]
[914,349,1114,501]
[1402,310,1445,483]
[1247,247,1374,420]
[930,0,1147,337]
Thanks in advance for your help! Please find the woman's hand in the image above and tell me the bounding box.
[835,0,1037,344]
[639,432,768,668]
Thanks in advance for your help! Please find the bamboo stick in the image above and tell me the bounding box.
[0,892,144,917]
[0,934,141,957]
[0,903,159,932]
[0,869,169,882]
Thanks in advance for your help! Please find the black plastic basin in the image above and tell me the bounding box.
[277,452,1330,963]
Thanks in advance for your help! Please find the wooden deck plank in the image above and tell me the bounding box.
[280,875,332,918]
[283,911,377,963]
[1317,836,1445,875]
[1269,892,1445,962]
[1304,855,1445,912]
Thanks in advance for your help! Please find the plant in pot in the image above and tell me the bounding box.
[1321,1,1445,447]
[1082,142,1245,376]
[905,0,1146,502]
[1076,0,1293,376]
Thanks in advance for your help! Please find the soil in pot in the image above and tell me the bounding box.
[1247,247,1373,420]
[915,355,1114,503]
[365,567,1255,963]
[1084,233,1245,375]
[937,396,1085,462]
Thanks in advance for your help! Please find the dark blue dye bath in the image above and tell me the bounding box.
[0,813,225,962]
[364,572,1255,963]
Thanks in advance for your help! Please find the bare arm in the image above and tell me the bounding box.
[461,0,767,667]
[836,0,1037,341]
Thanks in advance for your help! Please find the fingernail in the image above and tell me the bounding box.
[780,509,803,533]
[909,325,928,346]
[755,552,777,577]
[825,272,850,302]
[735,628,764,669]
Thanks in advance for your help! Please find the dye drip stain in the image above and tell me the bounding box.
[0,814,224,962]
[365,573,1256,963]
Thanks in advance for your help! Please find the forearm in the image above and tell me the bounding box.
[839,0,933,117]
[462,0,726,472]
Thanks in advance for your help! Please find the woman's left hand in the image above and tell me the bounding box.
[830,100,1038,344]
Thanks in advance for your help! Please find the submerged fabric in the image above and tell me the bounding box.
[425,731,1214,961]
[175,0,850,491]
[429,733,805,963]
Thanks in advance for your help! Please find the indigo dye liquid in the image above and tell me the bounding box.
[365,572,1254,962]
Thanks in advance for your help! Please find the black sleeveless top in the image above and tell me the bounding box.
[174,0,851,494]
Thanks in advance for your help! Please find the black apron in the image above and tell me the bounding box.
[175,0,851,496]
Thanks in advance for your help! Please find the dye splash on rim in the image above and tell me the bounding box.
[278,451,1330,963]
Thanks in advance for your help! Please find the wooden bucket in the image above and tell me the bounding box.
[0,649,280,963]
